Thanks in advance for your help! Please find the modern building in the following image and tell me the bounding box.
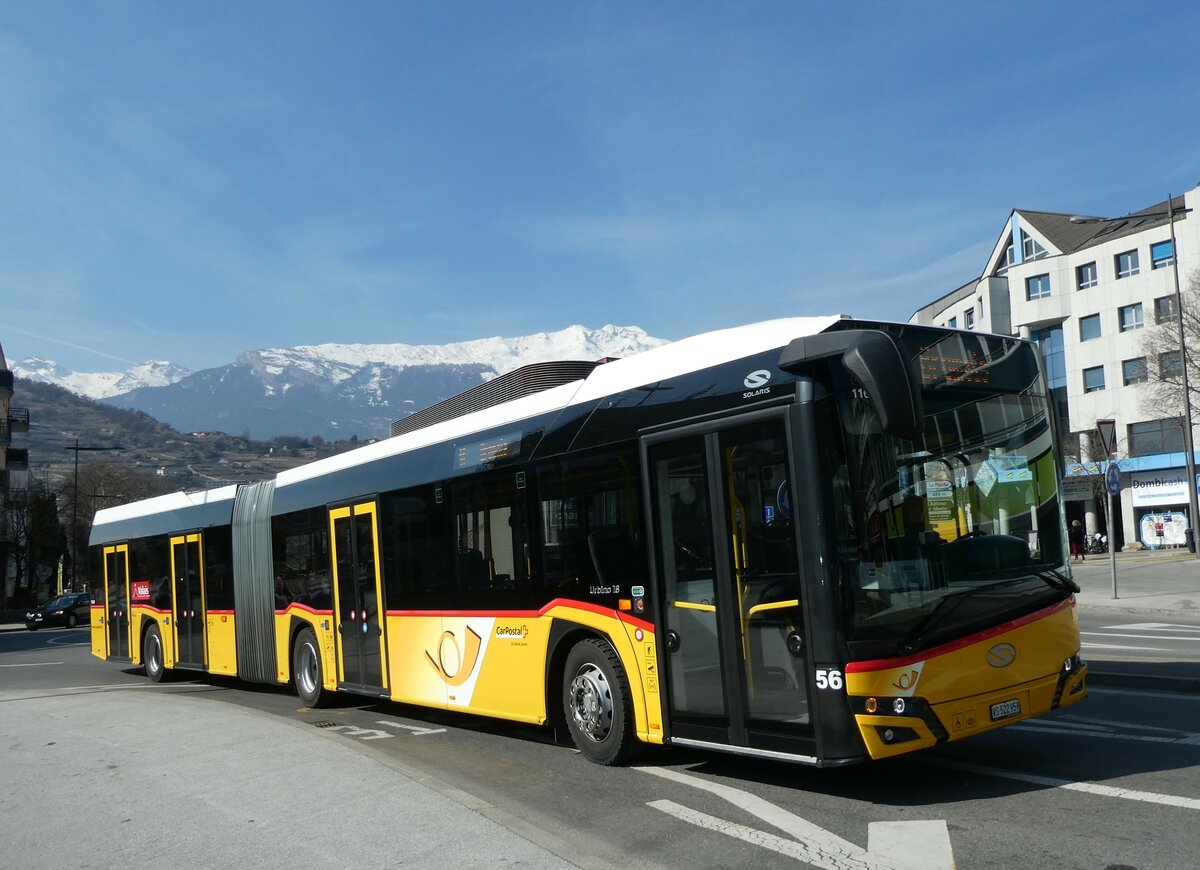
[911,184,1200,550]
[2,339,32,605]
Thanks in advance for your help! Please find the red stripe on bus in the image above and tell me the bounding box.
[275,603,334,616]
[845,598,1074,673]
[386,597,655,633]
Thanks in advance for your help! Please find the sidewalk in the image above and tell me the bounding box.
[0,686,574,870]
[1070,545,1200,614]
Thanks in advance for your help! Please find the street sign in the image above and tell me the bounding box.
[1096,418,1117,458]
[1106,460,1121,495]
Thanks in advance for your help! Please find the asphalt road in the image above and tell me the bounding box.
[3,626,1200,869]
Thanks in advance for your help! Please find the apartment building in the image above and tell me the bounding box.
[911,184,1200,550]
[2,339,32,605]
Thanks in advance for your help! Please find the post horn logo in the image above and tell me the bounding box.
[987,643,1017,668]
[426,626,483,686]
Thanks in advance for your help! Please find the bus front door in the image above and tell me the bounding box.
[646,414,814,756]
[102,544,131,660]
[329,502,389,695]
[170,534,207,669]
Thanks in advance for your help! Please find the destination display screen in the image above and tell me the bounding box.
[918,350,992,386]
[454,430,523,470]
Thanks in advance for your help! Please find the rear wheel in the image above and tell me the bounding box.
[562,638,638,765]
[144,624,167,683]
[293,627,327,708]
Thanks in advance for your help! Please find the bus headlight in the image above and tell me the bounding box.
[892,698,906,715]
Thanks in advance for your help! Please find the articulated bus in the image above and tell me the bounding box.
[90,316,1086,766]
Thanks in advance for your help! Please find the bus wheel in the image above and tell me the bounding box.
[293,627,326,708]
[144,624,168,683]
[563,638,636,765]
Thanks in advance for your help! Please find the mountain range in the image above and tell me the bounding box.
[12,325,668,441]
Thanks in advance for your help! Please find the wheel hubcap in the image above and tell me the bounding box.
[146,635,160,673]
[297,642,319,697]
[569,663,613,742]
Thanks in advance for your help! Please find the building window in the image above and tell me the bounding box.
[1076,262,1098,290]
[1118,303,1144,332]
[1083,365,1105,393]
[948,316,957,328]
[1160,350,1182,377]
[964,309,975,329]
[1022,230,1047,261]
[1122,357,1148,385]
[1128,417,1185,457]
[1026,273,1051,300]
[1115,249,1140,279]
[1151,240,1175,269]
[1079,313,1102,341]
[1031,326,1066,389]
[1155,295,1178,324]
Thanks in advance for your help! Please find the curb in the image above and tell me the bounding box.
[1086,670,1200,695]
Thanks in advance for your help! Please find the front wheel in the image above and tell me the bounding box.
[562,638,638,765]
[144,624,168,683]
[293,627,327,708]
[66,613,77,629]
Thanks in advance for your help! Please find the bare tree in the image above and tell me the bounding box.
[1139,267,1200,422]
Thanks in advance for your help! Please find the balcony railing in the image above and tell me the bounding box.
[7,407,29,433]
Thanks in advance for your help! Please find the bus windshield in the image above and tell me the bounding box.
[832,328,1072,658]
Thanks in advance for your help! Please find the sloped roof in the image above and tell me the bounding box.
[1019,194,1187,256]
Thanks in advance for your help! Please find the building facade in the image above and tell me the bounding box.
[2,339,32,605]
[911,184,1200,550]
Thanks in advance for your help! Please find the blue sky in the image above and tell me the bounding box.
[3,2,1199,374]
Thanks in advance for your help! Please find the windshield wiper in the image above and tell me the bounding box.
[897,578,1028,655]
[1033,568,1080,594]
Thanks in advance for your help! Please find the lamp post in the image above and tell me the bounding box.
[67,439,124,588]
[1166,194,1200,559]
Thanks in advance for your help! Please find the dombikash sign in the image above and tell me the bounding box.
[1128,470,1195,507]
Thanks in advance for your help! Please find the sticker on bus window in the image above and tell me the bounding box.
[131,581,151,602]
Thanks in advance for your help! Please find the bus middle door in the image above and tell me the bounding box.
[170,533,207,669]
[645,412,814,756]
[329,502,389,695]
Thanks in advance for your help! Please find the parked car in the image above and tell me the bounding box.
[26,592,92,630]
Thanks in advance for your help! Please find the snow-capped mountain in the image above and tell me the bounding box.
[13,356,192,399]
[93,325,667,441]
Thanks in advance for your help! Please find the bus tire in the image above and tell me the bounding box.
[293,627,327,708]
[144,624,167,683]
[562,638,637,765]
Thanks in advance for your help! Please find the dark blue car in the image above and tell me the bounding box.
[26,592,92,630]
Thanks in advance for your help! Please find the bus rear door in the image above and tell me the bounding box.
[329,501,389,695]
[644,411,815,759]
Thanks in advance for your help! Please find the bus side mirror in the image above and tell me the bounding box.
[842,332,924,441]
[778,329,925,441]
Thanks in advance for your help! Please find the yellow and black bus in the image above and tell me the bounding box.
[90,316,1086,766]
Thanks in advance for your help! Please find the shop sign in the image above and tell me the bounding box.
[1128,469,1195,507]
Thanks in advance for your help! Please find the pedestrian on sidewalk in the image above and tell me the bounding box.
[1069,519,1085,561]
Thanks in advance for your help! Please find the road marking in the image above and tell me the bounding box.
[1012,723,1200,746]
[1080,642,1169,651]
[639,766,953,869]
[0,661,64,667]
[1083,630,1200,641]
[319,724,393,741]
[933,759,1200,811]
[1105,623,1200,632]
[376,719,446,736]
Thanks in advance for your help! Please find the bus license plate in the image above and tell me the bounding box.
[990,699,1021,721]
